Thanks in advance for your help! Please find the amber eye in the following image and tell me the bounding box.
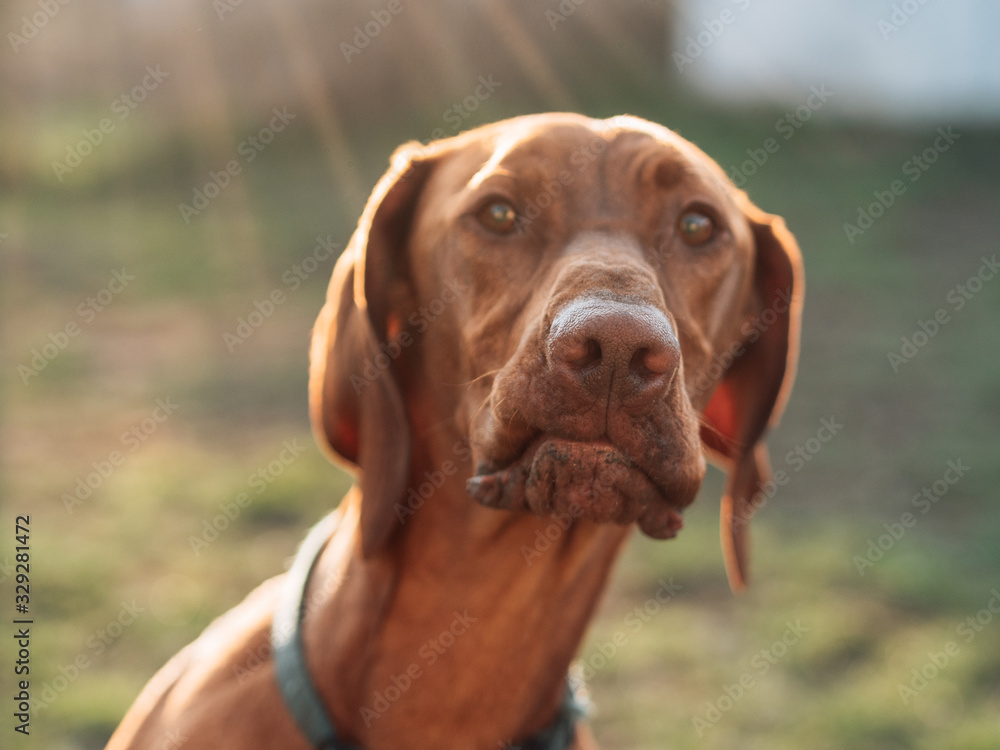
[678,211,715,246]
[477,201,518,235]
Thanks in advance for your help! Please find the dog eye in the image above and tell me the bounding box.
[477,201,518,235]
[677,212,714,246]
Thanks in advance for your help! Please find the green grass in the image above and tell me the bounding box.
[3,90,999,748]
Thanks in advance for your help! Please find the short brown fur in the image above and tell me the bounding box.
[108,113,802,750]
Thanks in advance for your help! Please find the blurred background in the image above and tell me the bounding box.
[2,1,999,748]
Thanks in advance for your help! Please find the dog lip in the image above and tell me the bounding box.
[473,433,549,478]
[467,433,683,513]
[474,434,616,478]
[467,434,548,510]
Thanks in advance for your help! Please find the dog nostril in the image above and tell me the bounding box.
[562,338,601,370]
[632,346,672,378]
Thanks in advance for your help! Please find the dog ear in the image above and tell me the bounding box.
[309,143,436,558]
[700,202,804,592]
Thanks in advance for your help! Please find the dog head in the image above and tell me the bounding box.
[309,113,802,590]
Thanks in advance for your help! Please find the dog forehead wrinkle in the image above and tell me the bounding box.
[467,131,526,189]
[607,116,736,193]
[649,154,693,191]
[469,121,607,189]
[602,132,685,186]
[468,169,517,191]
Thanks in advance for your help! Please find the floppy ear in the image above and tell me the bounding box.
[309,143,436,557]
[700,202,804,592]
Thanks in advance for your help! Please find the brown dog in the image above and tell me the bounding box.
[108,113,802,749]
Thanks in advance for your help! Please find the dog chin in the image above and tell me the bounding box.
[466,436,686,539]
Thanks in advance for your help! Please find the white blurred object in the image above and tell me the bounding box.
[671,0,1000,123]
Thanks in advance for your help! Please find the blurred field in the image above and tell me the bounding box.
[3,2,1000,749]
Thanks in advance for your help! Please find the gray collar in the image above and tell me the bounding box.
[271,511,585,750]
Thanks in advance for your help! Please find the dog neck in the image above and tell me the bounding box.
[302,469,631,748]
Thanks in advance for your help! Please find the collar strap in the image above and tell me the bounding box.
[271,511,585,750]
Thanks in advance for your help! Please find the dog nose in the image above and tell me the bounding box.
[547,298,680,410]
